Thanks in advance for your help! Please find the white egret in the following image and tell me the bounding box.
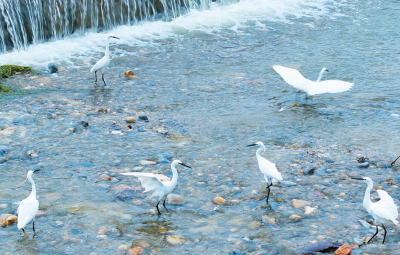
[352,177,399,244]
[272,65,354,96]
[121,160,191,215]
[90,35,120,86]
[247,141,283,204]
[17,170,40,237]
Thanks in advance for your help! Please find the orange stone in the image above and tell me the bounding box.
[334,244,351,255]
[129,246,143,255]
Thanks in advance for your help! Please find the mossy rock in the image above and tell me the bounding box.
[0,65,37,78]
[0,65,39,93]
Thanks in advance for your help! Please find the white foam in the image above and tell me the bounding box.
[0,0,340,68]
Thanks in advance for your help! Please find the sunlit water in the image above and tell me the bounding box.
[1,0,400,254]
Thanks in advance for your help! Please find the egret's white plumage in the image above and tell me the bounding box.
[273,65,353,96]
[90,35,119,86]
[17,170,39,237]
[121,160,191,215]
[352,177,398,244]
[248,141,283,203]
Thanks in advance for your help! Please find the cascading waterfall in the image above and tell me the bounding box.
[0,0,216,53]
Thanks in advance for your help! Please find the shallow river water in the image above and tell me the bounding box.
[1,0,400,254]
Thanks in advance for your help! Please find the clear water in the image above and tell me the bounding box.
[1,0,400,254]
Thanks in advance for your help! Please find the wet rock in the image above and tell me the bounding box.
[0,146,9,156]
[48,63,58,73]
[297,242,342,254]
[138,115,148,121]
[36,210,46,216]
[335,244,351,255]
[304,206,317,215]
[262,215,277,225]
[289,214,301,221]
[30,76,38,80]
[0,158,7,164]
[26,150,38,159]
[165,235,185,245]
[109,227,122,237]
[211,196,226,204]
[100,174,111,181]
[167,194,185,204]
[0,214,17,227]
[129,246,143,255]
[358,162,369,168]
[248,221,262,230]
[111,130,123,135]
[0,204,7,210]
[113,184,136,201]
[126,117,136,123]
[229,252,244,255]
[37,77,52,84]
[304,167,317,175]
[124,70,138,79]
[292,199,312,208]
[118,244,128,250]
[139,160,156,165]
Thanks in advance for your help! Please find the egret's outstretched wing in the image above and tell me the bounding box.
[375,190,399,221]
[273,65,311,91]
[258,157,283,181]
[308,80,353,96]
[121,172,164,193]
[17,198,39,229]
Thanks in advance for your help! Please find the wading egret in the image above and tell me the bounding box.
[90,35,120,86]
[247,141,283,204]
[121,160,191,215]
[352,177,398,244]
[17,170,40,237]
[272,65,354,96]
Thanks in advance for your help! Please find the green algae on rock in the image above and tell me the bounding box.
[0,65,39,93]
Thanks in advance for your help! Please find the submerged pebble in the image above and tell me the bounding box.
[165,235,185,245]
[292,199,312,208]
[167,194,185,204]
[334,244,351,255]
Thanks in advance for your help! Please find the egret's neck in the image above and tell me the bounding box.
[316,68,325,82]
[28,176,37,199]
[363,182,373,210]
[256,145,265,160]
[170,164,179,188]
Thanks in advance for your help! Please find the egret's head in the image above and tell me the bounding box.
[247,141,264,147]
[173,160,191,169]
[27,169,39,177]
[351,176,372,184]
[322,67,329,73]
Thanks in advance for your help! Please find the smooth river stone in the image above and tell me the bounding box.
[165,235,185,245]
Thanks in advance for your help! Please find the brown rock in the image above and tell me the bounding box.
[6,215,17,225]
[100,174,111,181]
[334,244,351,255]
[129,246,143,255]
[1,214,15,227]
[293,199,312,208]
[126,117,136,123]
[289,214,301,221]
[124,70,138,79]
[211,197,226,204]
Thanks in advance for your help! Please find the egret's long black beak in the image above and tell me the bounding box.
[351,177,364,180]
[34,169,40,173]
[112,36,120,39]
[326,69,329,72]
[179,162,191,169]
[247,144,257,147]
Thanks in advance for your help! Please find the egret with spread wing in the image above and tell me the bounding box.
[273,65,353,96]
[17,170,40,237]
[247,141,283,204]
[352,177,398,244]
[121,160,191,215]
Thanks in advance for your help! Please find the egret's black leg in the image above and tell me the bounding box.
[94,71,98,83]
[368,225,379,243]
[265,183,273,204]
[163,198,169,211]
[382,224,387,244]
[102,73,107,86]
[22,228,28,237]
[156,201,161,216]
[33,221,35,232]
[391,155,400,166]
